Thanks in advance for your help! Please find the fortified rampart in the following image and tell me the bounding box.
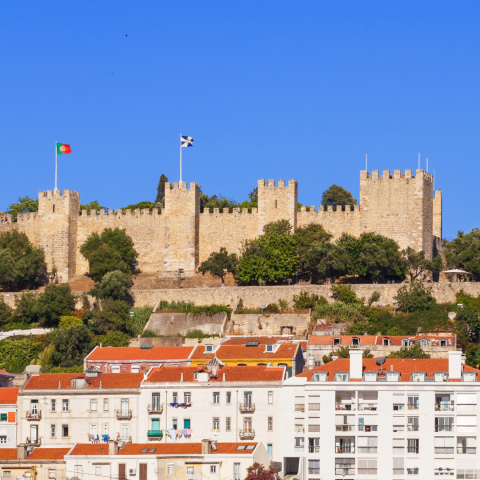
[0,169,442,280]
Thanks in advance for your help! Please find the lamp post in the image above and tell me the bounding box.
[260,304,266,315]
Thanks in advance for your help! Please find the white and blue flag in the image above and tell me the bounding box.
[181,135,194,147]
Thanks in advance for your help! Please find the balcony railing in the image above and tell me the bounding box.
[308,446,320,453]
[116,410,132,420]
[434,447,454,454]
[336,425,355,432]
[458,447,476,454]
[358,446,377,453]
[358,404,377,411]
[116,434,132,443]
[239,403,255,413]
[239,430,255,440]
[358,425,377,432]
[435,425,453,432]
[336,446,354,453]
[26,437,41,446]
[308,468,320,475]
[407,425,419,432]
[294,426,304,433]
[147,404,164,414]
[336,404,353,411]
[435,402,454,411]
[393,469,405,476]
[147,430,163,439]
[407,468,419,475]
[26,411,42,421]
[408,404,420,410]
[294,446,304,453]
[294,404,305,412]
[393,447,405,454]
[308,425,320,432]
[335,467,355,476]
[407,447,419,454]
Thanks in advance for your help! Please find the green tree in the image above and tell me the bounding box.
[0,231,46,290]
[80,200,107,214]
[394,281,436,313]
[5,196,38,221]
[88,300,132,335]
[294,224,332,251]
[292,291,321,309]
[455,304,480,347]
[445,228,480,281]
[245,463,280,480]
[155,174,168,208]
[388,344,430,358]
[321,184,357,210]
[465,343,480,368]
[50,325,94,368]
[35,283,76,327]
[200,193,238,212]
[0,337,44,373]
[456,290,480,313]
[0,298,12,326]
[237,187,258,211]
[323,347,374,364]
[236,221,297,285]
[80,228,138,281]
[59,316,83,330]
[198,248,238,284]
[121,201,156,212]
[403,247,443,282]
[12,292,39,324]
[89,270,133,301]
[95,330,130,347]
[331,284,358,304]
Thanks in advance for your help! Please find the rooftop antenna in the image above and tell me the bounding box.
[434,168,435,191]
[426,158,428,173]
[418,153,420,170]
[365,154,367,172]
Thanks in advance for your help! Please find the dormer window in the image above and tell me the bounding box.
[363,372,377,382]
[335,372,349,382]
[265,344,273,352]
[333,338,341,346]
[386,372,400,382]
[411,372,426,382]
[312,372,328,382]
[434,372,448,382]
[131,365,140,373]
[352,337,360,346]
[420,339,428,347]
[440,340,447,347]
[205,345,214,353]
[402,339,409,346]
[382,338,390,346]
[462,372,477,382]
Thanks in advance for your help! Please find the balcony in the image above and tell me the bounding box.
[407,403,420,411]
[116,434,132,443]
[435,425,453,432]
[239,403,255,414]
[294,425,304,434]
[116,410,132,420]
[335,445,355,454]
[407,425,419,432]
[407,447,419,454]
[434,447,454,454]
[147,430,163,440]
[358,468,377,475]
[358,403,377,411]
[407,468,419,475]
[308,425,320,432]
[25,437,41,446]
[358,425,377,432]
[335,466,355,476]
[336,425,355,432]
[435,402,454,412]
[393,469,405,476]
[457,447,476,454]
[147,404,163,414]
[336,404,354,411]
[239,430,255,440]
[26,411,42,421]
[308,446,320,453]
[294,404,305,412]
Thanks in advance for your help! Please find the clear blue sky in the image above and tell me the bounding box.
[1,1,479,240]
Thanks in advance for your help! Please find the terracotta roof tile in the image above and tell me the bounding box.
[69,444,110,456]
[191,343,298,361]
[297,358,480,382]
[27,448,69,460]
[0,449,18,460]
[222,336,292,345]
[146,365,284,383]
[0,388,19,404]
[307,334,455,347]
[24,373,143,390]
[87,346,194,362]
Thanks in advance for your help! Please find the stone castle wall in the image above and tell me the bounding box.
[0,169,441,280]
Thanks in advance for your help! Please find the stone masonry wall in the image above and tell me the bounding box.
[433,190,442,238]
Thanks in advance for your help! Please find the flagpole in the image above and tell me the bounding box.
[55,142,57,192]
[179,134,182,186]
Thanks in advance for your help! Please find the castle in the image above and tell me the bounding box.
[0,169,442,282]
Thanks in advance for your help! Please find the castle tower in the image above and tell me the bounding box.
[257,179,298,235]
[433,190,442,239]
[37,189,80,281]
[359,169,434,258]
[162,182,200,276]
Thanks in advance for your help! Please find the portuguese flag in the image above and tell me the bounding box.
[56,143,71,155]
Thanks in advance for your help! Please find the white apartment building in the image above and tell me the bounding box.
[0,388,19,448]
[139,360,284,460]
[280,350,480,480]
[18,371,143,447]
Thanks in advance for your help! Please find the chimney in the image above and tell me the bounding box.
[349,349,364,380]
[448,351,462,380]
[201,439,212,454]
[181,373,183,382]
[108,440,118,455]
[223,373,226,381]
[17,446,27,460]
[332,355,338,362]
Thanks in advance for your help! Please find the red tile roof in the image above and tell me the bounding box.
[307,334,455,347]
[0,449,18,460]
[298,358,480,382]
[191,343,298,360]
[222,336,292,345]
[24,373,143,390]
[27,448,69,460]
[0,369,13,376]
[0,387,19,404]
[145,365,285,383]
[70,443,258,456]
[87,346,194,362]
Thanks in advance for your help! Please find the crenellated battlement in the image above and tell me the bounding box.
[16,212,38,223]
[299,205,360,213]
[360,169,433,183]
[202,207,258,215]
[79,208,162,219]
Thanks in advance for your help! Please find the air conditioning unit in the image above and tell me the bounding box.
[129,469,136,476]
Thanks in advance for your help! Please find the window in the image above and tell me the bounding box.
[183,419,191,429]
[226,391,231,404]
[205,345,214,352]
[314,361,321,367]
[243,417,252,432]
[95,467,102,476]
[0,414,7,421]
[407,417,419,431]
[103,424,108,434]
[411,372,425,382]
[268,417,273,431]
[308,438,320,453]
[3,472,11,479]
[393,458,404,476]
[0,436,6,444]
[407,438,419,453]
[421,339,428,347]
[237,364,247,366]
[48,469,55,479]
[265,344,273,352]
[62,424,68,437]
[358,417,377,432]
[51,399,56,412]
[267,444,272,456]
[463,372,477,382]
[131,365,140,373]
[393,423,404,432]
[294,437,304,452]
[386,372,400,382]
[393,403,405,411]
[457,437,477,454]
[151,393,160,410]
[172,418,177,430]
[363,372,377,382]
[393,438,404,454]
[333,337,341,345]
[440,339,447,346]
[103,399,108,411]
[51,425,55,437]
[90,399,97,411]
[308,460,320,475]
[31,400,38,414]
[312,372,327,382]
[187,466,194,475]
[213,417,220,430]
[172,392,178,403]
[62,399,69,412]
[408,396,419,410]
[111,365,120,373]
[434,437,455,454]
[268,391,273,404]
[226,417,231,431]
[434,372,448,382]
[294,397,305,412]
[167,465,174,475]
[402,338,409,346]
[184,392,191,404]
[121,398,129,416]
[358,459,377,475]
[210,466,216,474]
[358,436,378,453]
[435,416,454,432]
[213,392,220,404]
[382,337,390,346]
[335,372,349,382]
[352,337,360,346]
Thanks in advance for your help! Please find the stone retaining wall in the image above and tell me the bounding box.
[144,312,228,337]
[232,313,311,336]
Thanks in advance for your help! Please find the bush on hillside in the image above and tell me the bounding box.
[50,325,94,368]
[89,270,133,301]
[394,282,436,313]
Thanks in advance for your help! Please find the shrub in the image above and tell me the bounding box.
[89,270,133,301]
[292,291,319,310]
[331,284,358,304]
[388,344,430,358]
[50,325,94,368]
[264,303,280,314]
[0,298,13,326]
[88,300,132,335]
[323,347,373,364]
[0,337,44,373]
[96,331,130,347]
[278,299,289,312]
[394,282,436,313]
[141,329,159,338]
[130,307,154,337]
[198,247,238,284]
[184,329,218,339]
[59,316,83,330]
[314,301,364,323]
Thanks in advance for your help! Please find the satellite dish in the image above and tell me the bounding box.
[376,357,386,367]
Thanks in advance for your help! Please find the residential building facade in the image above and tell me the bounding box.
[0,389,19,448]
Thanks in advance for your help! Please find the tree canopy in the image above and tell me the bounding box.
[198,247,238,283]
[403,247,443,282]
[89,270,133,301]
[200,193,238,212]
[80,228,138,282]
[394,281,436,313]
[120,201,156,212]
[5,196,38,221]
[80,201,107,213]
[155,174,168,208]
[388,344,430,358]
[445,228,480,281]
[50,325,94,368]
[321,184,357,209]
